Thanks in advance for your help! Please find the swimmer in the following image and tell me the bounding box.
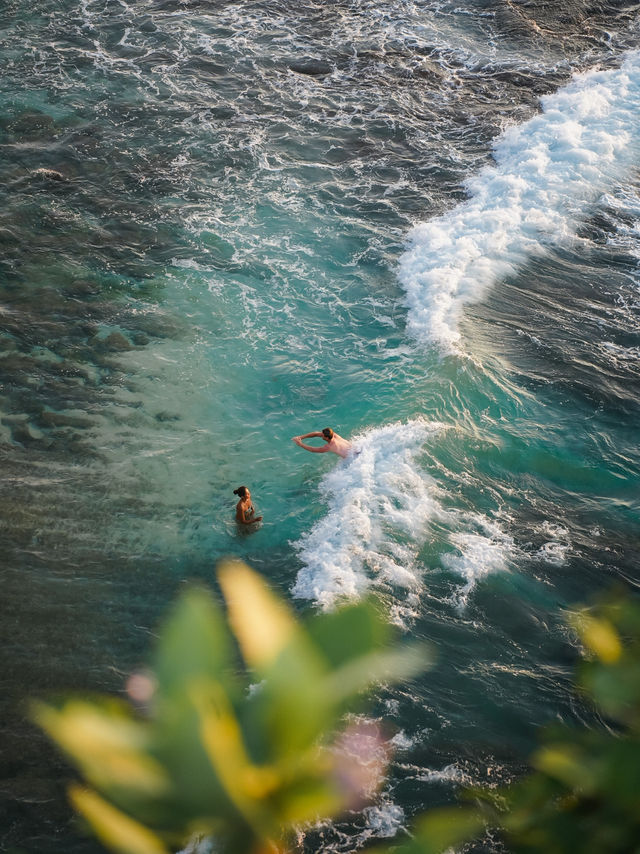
[233,486,262,525]
[292,427,353,459]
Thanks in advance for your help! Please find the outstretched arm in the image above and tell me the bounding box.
[299,432,323,439]
[292,436,329,453]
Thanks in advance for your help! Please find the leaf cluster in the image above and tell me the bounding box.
[493,596,640,854]
[34,561,429,854]
[35,567,640,854]
[393,593,640,854]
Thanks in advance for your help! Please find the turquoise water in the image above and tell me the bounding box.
[1,1,640,851]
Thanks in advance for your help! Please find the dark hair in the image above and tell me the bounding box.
[233,486,248,498]
[322,427,334,440]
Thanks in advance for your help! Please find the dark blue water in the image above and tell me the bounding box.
[1,1,640,851]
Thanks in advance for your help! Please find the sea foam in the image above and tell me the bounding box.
[398,50,640,352]
[442,518,514,610]
[291,420,444,611]
[291,421,512,613]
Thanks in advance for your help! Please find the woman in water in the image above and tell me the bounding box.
[233,486,262,525]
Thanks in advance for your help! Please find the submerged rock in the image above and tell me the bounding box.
[91,331,134,352]
[0,337,17,353]
[154,411,180,423]
[4,110,56,140]
[103,331,134,352]
[134,314,186,339]
[1,414,45,444]
[38,410,94,430]
[131,332,151,346]
[289,59,332,76]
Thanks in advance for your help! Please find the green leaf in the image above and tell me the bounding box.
[533,745,591,791]
[154,587,234,700]
[147,687,232,822]
[598,739,640,811]
[69,785,169,854]
[243,645,335,759]
[581,662,640,721]
[219,561,333,757]
[272,774,342,825]
[307,600,391,670]
[405,807,485,854]
[325,643,431,703]
[190,678,279,841]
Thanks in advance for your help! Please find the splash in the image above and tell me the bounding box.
[291,420,444,611]
[291,421,512,613]
[398,50,640,352]
[442,517,515,610]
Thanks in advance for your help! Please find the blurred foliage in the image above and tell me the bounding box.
[493,594,640,854]
[33,560,429,854]
[34,568,640,854]
[386,591,640,854]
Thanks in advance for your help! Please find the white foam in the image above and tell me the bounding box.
[533,520,571,566]
[536,541,570,565]
[417,763,470,786]
[291,420,445,611]
[441,516,514,610]
[292,422,513,613]
[398,50,640,352]
[362,803,406,839]
[177,835,214,854]
[600,340,640,363]
[389,730,415,750]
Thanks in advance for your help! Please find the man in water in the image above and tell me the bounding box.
[292,427,353,459]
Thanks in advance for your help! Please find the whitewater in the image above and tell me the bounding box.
[399,50,640,352]
[293,49,640,622]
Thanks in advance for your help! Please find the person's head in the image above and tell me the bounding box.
[233,486,249,499]
[322,427,334,442]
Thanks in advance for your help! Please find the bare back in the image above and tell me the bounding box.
[326,433,352,458]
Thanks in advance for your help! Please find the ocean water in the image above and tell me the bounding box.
[1,1,640,851]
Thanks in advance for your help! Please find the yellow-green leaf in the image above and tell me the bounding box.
[190,678,278,835]
[571,613,622,663]
[412,807,485,854]
[276,779,343,825]
[33,701,168,794]
[533,745,592,790]
[217,561,299,668]
[69,785,169,854]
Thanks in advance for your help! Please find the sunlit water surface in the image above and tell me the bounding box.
[1,1,640,851]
